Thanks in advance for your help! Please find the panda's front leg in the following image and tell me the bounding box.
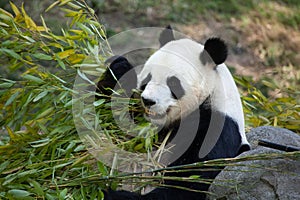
[103,187,206,200]
[103,189,142,200]
[97,57,141,199]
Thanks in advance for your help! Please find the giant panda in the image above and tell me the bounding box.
[98,26,250,200]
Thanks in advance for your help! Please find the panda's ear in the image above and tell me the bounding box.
[104,56,134,80]
[159,25,175,47]
[200,38,228,68]
[98,56,137,96]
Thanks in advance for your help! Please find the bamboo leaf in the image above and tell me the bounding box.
[6,126,16,141]
[0,48,23,60]
[40,15,49,32]
[20,35,36,43]
[28,179,44,196]
[55,54,66,70]
[56,49,75,59]
[51,74,66,84]
[33,91,48,102]
[67,2,82,10]
[59,188,68,200]
[0,8,14,19]
[23,74,44,84]
[21,4,37,30]
[0,161,10,173]
[35,107,54,119]
[32,53,53,60]
[30,138,50,148]
[0,82,14,88]
[5,91,19,107]
[93,99,105,107]
[59,0,73,6]
[37,26,47,31]
[0,21,9,27]
[9,2,21,18]
[8,189,31,198]
[68,54,85,64]
[45,1,60,12]
[76,22,94,35]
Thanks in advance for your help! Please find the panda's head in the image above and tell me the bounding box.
[137,34,228,126]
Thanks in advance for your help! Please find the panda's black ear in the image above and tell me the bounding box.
[159,25,175,47]
[200,38,228,67]
[97,56,137,96]
[104,56,134,80]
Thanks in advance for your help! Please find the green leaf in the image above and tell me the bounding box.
[55,54,66,70]
[56,49,75,59]
[33,91,48,102]
[0,161,10,173]
[45,193,56,200]
[0,82,14,88]
[8,189,31,198]
[28,179,44,196]
[21,35,36,43]
[76,22,94,35]
[59,188,68,200]
[5,91,19,107]
[93,99,105,107]
[45,1,60,12]
[32,53,53,60]
[9,2,21,17]
[29,138,50,148]
[51,74,66,84]
[35,107,54,119]
[74,144,85,152]
[189,175,200,179]
[0,48,23,60]
[0,21,9,27]
[134,143,144,151]
[59,0,73,6]
[23,74,44,84]
[66,2,82,10]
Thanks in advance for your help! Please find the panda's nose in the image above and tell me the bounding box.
[142,97,156,107]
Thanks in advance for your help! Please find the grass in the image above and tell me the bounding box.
[93,0,300,26]
[0,0,299,199]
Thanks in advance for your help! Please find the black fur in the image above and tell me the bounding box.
[159,25,175,47]
[200,38,228,66]
[167,76,185,100]
[97,56,137,96]
[140,73,152,90]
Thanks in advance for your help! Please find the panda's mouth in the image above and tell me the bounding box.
[144,108,167,120]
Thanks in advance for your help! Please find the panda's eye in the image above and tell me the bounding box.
[140,73,152,90]
[167,76,185,99]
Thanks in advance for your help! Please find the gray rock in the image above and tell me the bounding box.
[208,126,300,200]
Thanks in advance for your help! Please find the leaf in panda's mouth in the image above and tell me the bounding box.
[144,108,166,119]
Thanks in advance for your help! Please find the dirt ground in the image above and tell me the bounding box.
[101,2,300,81]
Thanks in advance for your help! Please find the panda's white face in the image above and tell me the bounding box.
[137,39,218,126]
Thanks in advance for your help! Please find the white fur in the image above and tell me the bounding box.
[214,65,249,145]
[137,38,249,146]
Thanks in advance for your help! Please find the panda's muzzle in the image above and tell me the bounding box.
[142,97,168,120]
[144,108,166,119]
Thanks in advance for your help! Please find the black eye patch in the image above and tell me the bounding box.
[140,73,152,90]
[167,76,185,99]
